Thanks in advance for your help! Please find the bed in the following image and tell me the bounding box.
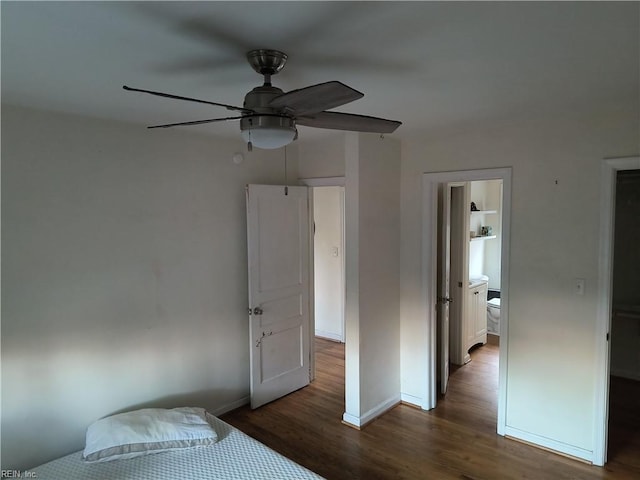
[30,408,324,480]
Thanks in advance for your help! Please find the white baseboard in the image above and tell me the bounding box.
[342,412,361,427]
[504,426,593,463]
[315,330,344,343]
[210,396,250,417]
[342,394,401,428]
[400,392,423,409]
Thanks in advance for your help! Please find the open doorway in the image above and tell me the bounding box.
[422,168,511,435]
[606,168,640,469]
[594,156,640,465]
[301,177,347,392]
[437,179,503,404]
[312,186,345,343]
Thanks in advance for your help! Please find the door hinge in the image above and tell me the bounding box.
[606,332,610,341]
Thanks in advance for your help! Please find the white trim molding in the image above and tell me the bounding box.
[505,426,593,463]
[210,396,250,417]
[593,156,640,466]
[342,412,361,428]
[315,330,344,343]
[400,392,423,408]
[342,394,401,428]
[299,176,346,187]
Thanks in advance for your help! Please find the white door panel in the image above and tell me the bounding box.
[260,326,304,381]
[257,194,304,291]
[247,184,310,409]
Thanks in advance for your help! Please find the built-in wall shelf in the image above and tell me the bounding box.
[470,235,497,242]
[471,210,497,215]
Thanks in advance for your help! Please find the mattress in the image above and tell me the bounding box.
[31,414,324,480]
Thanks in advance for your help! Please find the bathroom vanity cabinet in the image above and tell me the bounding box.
[467,281,488,353]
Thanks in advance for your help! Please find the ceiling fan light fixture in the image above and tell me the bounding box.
[240,115,297,150]
[125,48,401,144]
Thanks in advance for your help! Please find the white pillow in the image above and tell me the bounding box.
[83,407,218,463]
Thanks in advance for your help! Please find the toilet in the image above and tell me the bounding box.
[487,297,500,335]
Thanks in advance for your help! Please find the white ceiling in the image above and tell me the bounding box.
[2,1,638,144]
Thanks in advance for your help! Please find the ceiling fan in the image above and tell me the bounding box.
[124,49,401,150]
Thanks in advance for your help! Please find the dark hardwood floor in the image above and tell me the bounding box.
[608,375,640,475]
[221,338,640,479]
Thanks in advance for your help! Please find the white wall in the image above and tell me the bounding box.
[484,180,503,290]
[344,133,401,425]
[298,134,347,179]
[313,186,344,342]
[400,108,639,459]
[299,133,401,426]
[1,104,298,470]
[469,180,502,289]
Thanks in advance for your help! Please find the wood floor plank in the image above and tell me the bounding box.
[222,338,639,479]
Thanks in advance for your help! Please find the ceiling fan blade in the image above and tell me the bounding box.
[296,111,401,134]
[123,85,253,114]
[269,81,363,116]
[147,115,245,129]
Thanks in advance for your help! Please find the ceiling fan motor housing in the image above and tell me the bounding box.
[240,114,296,136]
[241,85,297,149]
[242,85,285,113]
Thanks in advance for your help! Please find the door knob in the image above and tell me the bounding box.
[253,306,264,315]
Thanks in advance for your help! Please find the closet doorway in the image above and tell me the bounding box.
[312,185,345,343]
[594,157,640,465]
[301,177,346,385]
[603,166,640,467]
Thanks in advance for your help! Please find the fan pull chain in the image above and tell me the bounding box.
[284,146,288,196]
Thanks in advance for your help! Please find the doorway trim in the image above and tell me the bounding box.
[300,176,346,187]
[593,156,640,466]
[422,168,511,436]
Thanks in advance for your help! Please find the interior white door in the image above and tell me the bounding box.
[437,184,452,395]
[246,184,310,409]
[449,183,470,366]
